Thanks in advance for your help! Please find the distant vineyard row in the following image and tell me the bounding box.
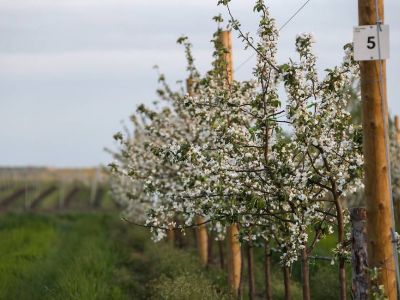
[0,167,117,212]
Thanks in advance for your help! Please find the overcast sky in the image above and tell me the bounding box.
[0,0,399,167]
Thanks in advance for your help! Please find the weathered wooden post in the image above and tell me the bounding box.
[358,0,398,298]
[350,208,369,299]
[195,216,209,266]
[227,224,242,297]
[219,30,242,297]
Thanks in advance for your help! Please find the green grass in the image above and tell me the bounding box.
[0,215,57,297]
[0,213,229,300]
[0,214,126,300]
[112,220,229,300]
[0,211,351,300]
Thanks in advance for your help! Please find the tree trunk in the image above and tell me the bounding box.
[335,199,347,300]
[227,224,242,297]
[264,243,273,300]
[350,208,368,300]
[301,247,311,300]
[283,266,291,300]
[195,216,209,266]
[246,240,256,300]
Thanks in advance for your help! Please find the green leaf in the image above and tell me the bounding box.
[113,132,123,142]
[279,64,290,72]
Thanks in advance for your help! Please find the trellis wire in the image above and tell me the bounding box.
[234,0,312,72]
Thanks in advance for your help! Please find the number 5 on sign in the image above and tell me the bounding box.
[353,25,389,61]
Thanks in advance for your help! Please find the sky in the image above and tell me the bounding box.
[0,0,399,167]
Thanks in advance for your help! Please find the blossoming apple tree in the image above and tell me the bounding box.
[110,1,364,299]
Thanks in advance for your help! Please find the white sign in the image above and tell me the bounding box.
[353,25,389,61]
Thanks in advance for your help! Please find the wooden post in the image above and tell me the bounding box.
[219,31,233,84]
[219,30,242,296]
[195,216,209,266]
[227,224,242,297]
[350,208,369,300]
[358,0,398,298]
[186,77,194,96]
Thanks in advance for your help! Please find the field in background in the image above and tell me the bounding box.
[0,167,116,212]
